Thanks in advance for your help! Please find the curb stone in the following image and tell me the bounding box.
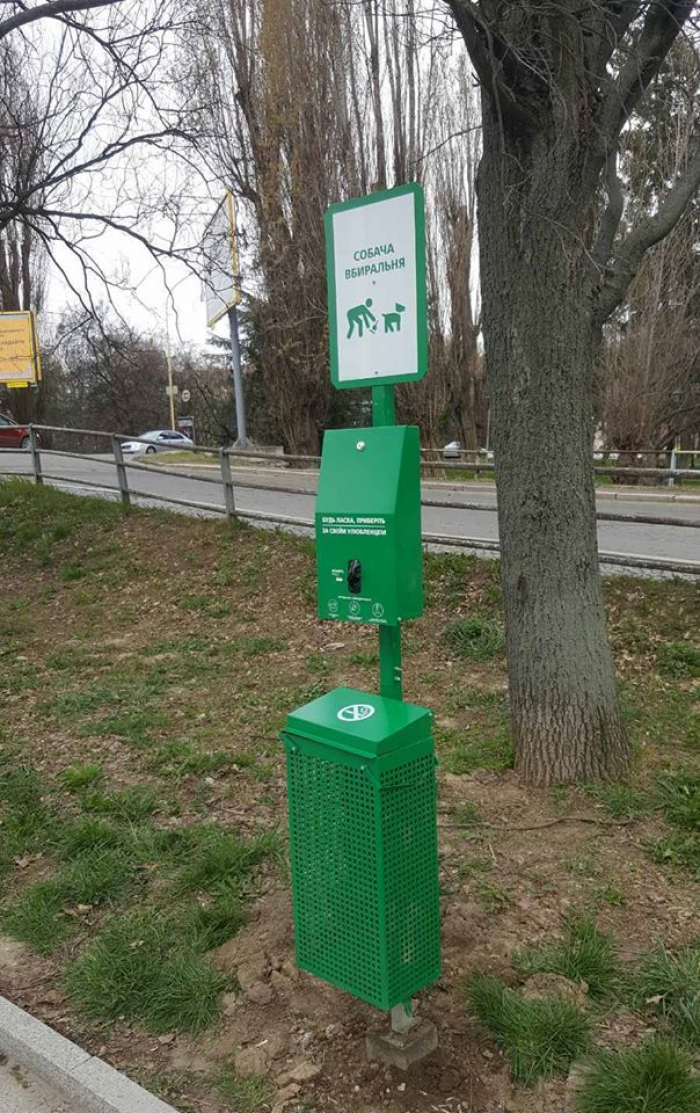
[0,996,179,1113]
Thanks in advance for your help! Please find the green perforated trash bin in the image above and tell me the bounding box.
[282,686,441,1011]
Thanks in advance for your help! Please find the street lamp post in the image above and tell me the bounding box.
[165,308,176,431]
[227,304,248,447]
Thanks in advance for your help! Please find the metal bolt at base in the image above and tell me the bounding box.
[391,1001,414,1035]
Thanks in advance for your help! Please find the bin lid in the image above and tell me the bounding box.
[283,686,432,757]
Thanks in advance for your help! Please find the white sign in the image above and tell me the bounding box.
[203,191,240,329]
[181,389,191,403]
[324,183,427,389]
[337,703,376,723]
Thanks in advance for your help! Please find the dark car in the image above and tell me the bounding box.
[0,413,36,450]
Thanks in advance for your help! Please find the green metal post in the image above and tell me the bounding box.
[372,384,396,427]
[372,385,402,701]
[379,625,403,700]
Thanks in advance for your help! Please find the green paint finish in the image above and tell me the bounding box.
[379,625,403,700]
[316,425,423,626]
[282,687,441,1010]
[285,687,430,756]
[372,384,396,427]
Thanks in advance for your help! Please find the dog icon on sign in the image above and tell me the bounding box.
[383,303,406,334]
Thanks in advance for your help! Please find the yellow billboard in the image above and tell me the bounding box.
[0,311,42,388]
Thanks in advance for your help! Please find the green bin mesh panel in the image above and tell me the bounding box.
[381,754,441,1005]
[286,741,440,1010]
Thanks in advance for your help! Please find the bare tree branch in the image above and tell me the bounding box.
[589,1,642,76]
[0,0,123,41]
[591,147,624,272]
[595,133,700,324]
[598,0,696,148]
[444,0,543,125]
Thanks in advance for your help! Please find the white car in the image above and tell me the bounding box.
[442,440,461,459]
[120,430,194,455]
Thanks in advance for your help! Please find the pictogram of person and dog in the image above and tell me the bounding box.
[346,299,406,339]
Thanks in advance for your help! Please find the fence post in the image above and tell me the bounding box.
[219,447,236,519]
[29,425,43,486]
[112,436,131,507]
[669,447,678,488]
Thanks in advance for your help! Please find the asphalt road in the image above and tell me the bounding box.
[1,450,698,572]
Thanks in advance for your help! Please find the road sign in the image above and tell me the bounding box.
[203,191,241,329]
[177,415,196,442]
[0,311,42,387]
[165,384,179,397]
[181,389,191,403]
[324,183,427,390]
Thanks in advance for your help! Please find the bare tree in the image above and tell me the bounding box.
[49,305,168,431]
[0,2,123,41]
[187,0,480,452]
[445,2,700,784]
[0,1,206,424]
[600,40,700,456]
[0,2,201,309]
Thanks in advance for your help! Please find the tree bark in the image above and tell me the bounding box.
[478,96,629,785]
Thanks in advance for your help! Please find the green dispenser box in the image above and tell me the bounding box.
[315,426,423,626]
[282,687,440,1010]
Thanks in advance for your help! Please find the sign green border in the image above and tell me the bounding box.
[324,183,427,391]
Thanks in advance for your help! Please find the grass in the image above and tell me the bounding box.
[0,764,56,877]
[650,770,700,875]
[656,770,700,832]
[180,889,248,952]
[216,1067,272,1111]
[443,617,504,660]
[240,635,285,657]
[348,650,380,667]
[0,479,122,564]
[58,763,104,792]
[651,832,700,874]
[574,1039,700,1113]
[515,918,618,998]
[633,945,700,1046]
[81,709,172,747]
[1,757,277,1018]
[656,641,700,679]
[82,786,158,821]
[2,480,700,1111]
[3,847,135,952]
[3,884,72,953]
[467,974,591,1085]
[437,723,514,775]
[452,802,483,826]
[176,824,280,896]
[65,910,224,1034]
[584,782,652,820]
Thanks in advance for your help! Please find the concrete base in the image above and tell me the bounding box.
[365,1019,438,1071]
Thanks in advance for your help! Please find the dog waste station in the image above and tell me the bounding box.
[281,183,441,1068]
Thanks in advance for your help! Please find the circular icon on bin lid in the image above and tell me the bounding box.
[337,703,375,723]
[371,602,385,619]
[349,600,361,616]
[328,598,339,614]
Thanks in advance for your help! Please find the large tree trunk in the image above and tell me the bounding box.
[478,100,629,786]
